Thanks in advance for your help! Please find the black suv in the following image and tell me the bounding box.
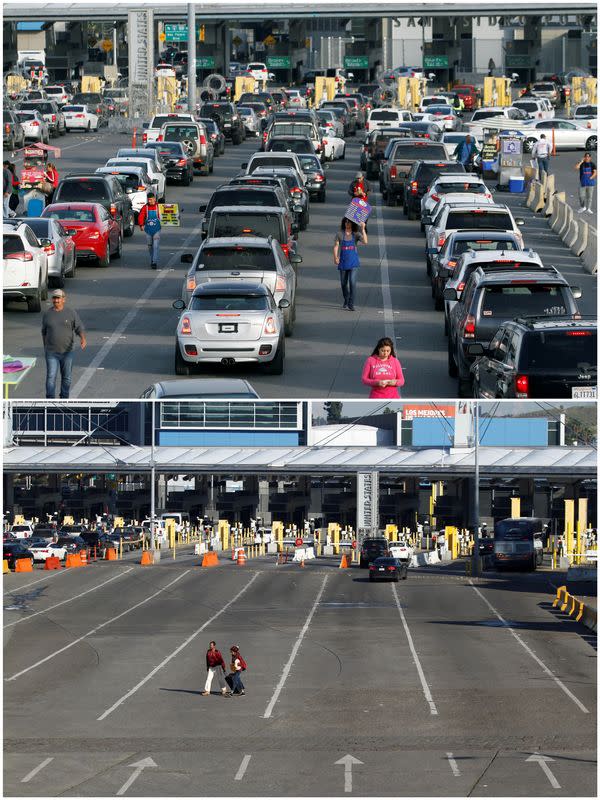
[445,266,582,396]
[404,159,466,220]
[359,537,390,568]
[198,102,245,144]
[53,174,135,237]
[198,184,289,239]
[471,317,597,399]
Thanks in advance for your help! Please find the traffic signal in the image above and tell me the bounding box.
[199,25,206,42]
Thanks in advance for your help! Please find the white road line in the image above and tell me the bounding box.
[446,752,461,777]
[234,754,252,781]
[262,574,328,719]
[21,757,54,783]
[374,192,395,340]
[5,569,70,592]
[3,568,133,629]
[469,582,590,714]
[11,137,103,163]
[71,220,204,397]
[391,583,438,716]
[6,571,190,681]
[97,571,260,721]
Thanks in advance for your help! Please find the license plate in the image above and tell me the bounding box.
[219,323,237,333]
[378,567,385,571]
[224,123,231,127]
[572,386,597,399]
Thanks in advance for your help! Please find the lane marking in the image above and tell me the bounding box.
[262,574,328,719]
[391,583,438,715]
[11,136,103,164]
[469,582,589,714]
[21,757,54,783]
[6,571,190,681]
[71,220,204,397]
[3,568,133,629]
[446,752,461,777]
[97,571,260,721]
[5,569,70,592]
[234,754,252,781]
[374,191,395,340]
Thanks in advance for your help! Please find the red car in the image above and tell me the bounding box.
[42,202,122,266]
[454,85,480,111]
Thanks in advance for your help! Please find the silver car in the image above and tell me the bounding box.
[172,282,289,375]
[237,106,260,136]
[13,216,76,287]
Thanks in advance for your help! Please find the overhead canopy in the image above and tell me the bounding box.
[3,445,596,478]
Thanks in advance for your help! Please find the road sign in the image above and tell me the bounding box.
[267,55,291,69]
[196,56,215,69]
[423,55,449,68]
[165,24,187,42]
[344,55,369,69]
[101,39,113,53]
[263,34,276,47]
[232,36,242,47]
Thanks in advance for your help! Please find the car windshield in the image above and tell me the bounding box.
[473,111,504,120]
[393,144,447,160]
[149,142,184,155]
[209,189,279,209]
[190,294,269,311]
[452,238,517,256]
[576,105,596,116]
[534,84,555,91]
[446,211,512,229]
[428,106,453,114]
[200,245,277,268]
[417,164,464,183]
[269,139,311,153]
[481,285,567,317]
[249,157,295,173]
[209,216,281,241]
[443,134,473,143]
[521,330,596,369]
[297,155,320,171]
[370,110,401,121]
[62,106,85,113]
[45,208,95,221]
[436,182,486,194]
[272,123,313,137]
[109,172,142,190]
[18,219,49,236]
[163,125,198,140]
[57,180,108,201]
[151,115,191,127]
[373,557,397,565]
[515,102,539,112]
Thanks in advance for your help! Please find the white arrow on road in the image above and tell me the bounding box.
[116,757,157,796]
[334,754,363,793]
[526,753,561,789]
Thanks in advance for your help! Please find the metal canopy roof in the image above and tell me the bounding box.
[3,445,596,478]
[2,2,596,21]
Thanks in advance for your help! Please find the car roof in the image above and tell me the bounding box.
[459,248,541,263]
[152,379,259,398]
[208,206,284,216]
[191,282,270,296]
[450,230,517,239]
[203,234,275,245]
[507,317,596,331]
[214,184,279,193]
[472,268,568,284]
[44,202,100,211]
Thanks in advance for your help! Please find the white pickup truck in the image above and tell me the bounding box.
[142,112,195,144]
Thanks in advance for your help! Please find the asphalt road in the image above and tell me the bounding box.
[3,125,596,399]
[3,554,596,797]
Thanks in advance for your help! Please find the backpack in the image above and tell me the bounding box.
[238,655,247,671]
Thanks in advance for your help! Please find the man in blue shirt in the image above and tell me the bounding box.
[456,135,477,168]
[575,152,597,214]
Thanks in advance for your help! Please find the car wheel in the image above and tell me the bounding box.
[283,307,294,337]
[175,344,190,376]
[209,158,214,174]
[87,121,91,131]
[124,211,135,238]
[318,190,326,203]
[263,339,285,374]
[300,211,309,231]
[407,207,417,221]
[68,255,76,278]
[51,266,65,289]
[458,377,472,398]
[387,192,395,207]
[59,126,66,137]
[447,337,458,377]
[113,235,123,259]
[369,575,374,582]
[586,135,597,150]
[402,572,407,580]
[340,145,345,160]
[27,289,42,313]
[98,242,110,267]
[434,292,444,312]
[182,171,190,187]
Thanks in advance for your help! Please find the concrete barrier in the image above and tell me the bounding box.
[581,225,598,274]
[530,181,545,213]
[557,203,573,239]
[525,179,538,209]
[570,218,589,257]
[542,173,556,216]
[552,585,597,633]
[549,192,567,231]
[563,214,579,250]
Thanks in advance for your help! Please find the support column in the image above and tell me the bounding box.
[157,475,167,509]
[564,499,575,563]
[510,497,521,517]
[257,478,271,525]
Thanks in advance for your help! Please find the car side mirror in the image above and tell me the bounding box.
[181,253,194,263]
[198,204,207,213]
[278,298,291,309]
[240,162,248,169]
[142,122,149,129]
[516,218,525,226]
[426,247,438,255]
[39,237,52,246]
[571,286,582,299]
[290,254,302,264]
[422,215,433,226]
[443,287,458,301]
[438,266,450,278]
[467,343,485,356]
[172,299,186,310]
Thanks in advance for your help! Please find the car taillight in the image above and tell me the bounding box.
[181,316,192,335]
[75,113,85,118]
[263,316,277,335]
[186,277,196,292]
[369,565,376,571]
[275,276,286,293]
[515,374,529,397]
[281,243,289,257]
[444,115,453,120]
[52,114,56,122]
[437,235,446,247]
[157,135,163,142]
[463,314,476,338]
[110,204,117,217]
[43,243,56,254]
[314,174,324,181]
[200,134,207,145]
[431,193,440,201]
[291,187,302,194]
[365,122,369,131]
[176,158,187,166]
[410,180,418,195]
[96,107,101,114]
[6,251,33,261]
[31,121,40,127]
[386,566,396,572]
[390,166,397,179]
[457,281,465,291]
[447,260,457,269]
[566,331,591,336]
[142,132,148,143]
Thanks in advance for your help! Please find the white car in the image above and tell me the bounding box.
[29,541,68,562]
[389,540,414,561]
[467,106,529,137]
[421,175,492,219]
[512,98,554,121]
[441,132,481,157]
[423,105,460,131]
[141,112,195,145]
[572,104,597,130]
[237,106,260,136]
[366,107,413,133]
[44,85,71,106]
[10,523,35,538]
[316,109,344,138]
[95,165,150,216]
[319,127,345,160]
[419,95,452,112]
[3,221,49,312]
[522,119,597,152]
[246,61,269,82]
[62,104,99,131]
[15,109,49,142]
[104,157,166,202]
[286,89,307,108]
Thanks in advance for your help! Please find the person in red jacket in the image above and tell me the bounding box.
[362,336,405,399]
[202,641,231,696]
[138,192,162,269]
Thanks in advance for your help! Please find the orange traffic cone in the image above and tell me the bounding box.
[299,558,305,568]
[237,550,246,566]
[339,554,349,569]
[140,550,153,566]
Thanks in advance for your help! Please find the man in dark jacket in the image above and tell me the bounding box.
[202,641,231,696]
[348,171,371,200]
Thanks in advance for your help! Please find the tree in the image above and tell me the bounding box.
[324,402,343,422]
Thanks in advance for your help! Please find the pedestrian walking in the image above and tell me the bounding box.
[575,152,596,214]
[44,161,59,205]
[531,135,551,178]
[361,336,405,399]
[456,135,477,169]
[228,645,247,695]
[3,160,13,217]
[138,192,162,269]
[41,289,87,399]
[348,172,370,200]
[202,641,231,697]
[487,58,495,77]
[333,217,367,311]
[7,162,20,215]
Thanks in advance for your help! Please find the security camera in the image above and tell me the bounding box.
[511,73,519,81]
[428,72,436,80]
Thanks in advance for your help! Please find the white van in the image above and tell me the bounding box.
[160,512,190,533]
[468,106,528,137]
[512,98,554,120]
[366,107,413,133]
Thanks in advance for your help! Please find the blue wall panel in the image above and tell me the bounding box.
[158,430,300,446]
[412,418,548,447]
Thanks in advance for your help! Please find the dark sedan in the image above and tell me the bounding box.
[3,542,35,569]
[142,141,194,186]
[369,557,408,582]
[55,535,87,553]
[198,117,226,156]
[297,153,327,202]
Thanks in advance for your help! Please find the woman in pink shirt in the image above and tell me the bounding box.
[362,337,405,399]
